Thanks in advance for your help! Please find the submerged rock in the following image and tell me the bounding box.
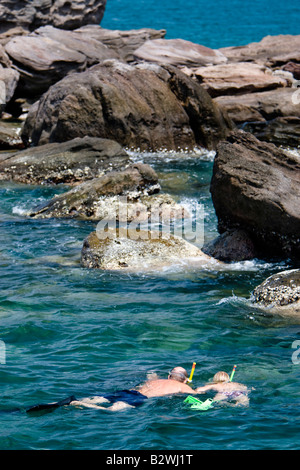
[210,130,300,260]
[0,136,130,184]
[22,59,232,151]
[81,227,212,271]
[251,269,300,316]
[28,163,161,219]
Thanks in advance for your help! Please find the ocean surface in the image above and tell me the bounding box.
[0,0,300,451]
[102,0,300,48]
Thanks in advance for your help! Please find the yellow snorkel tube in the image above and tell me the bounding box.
[229,364,237,382]
[187,362,196,383]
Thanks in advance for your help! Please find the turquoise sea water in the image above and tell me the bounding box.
[102,0,300,48]
[1,0,300,451]
[1,149,300,450]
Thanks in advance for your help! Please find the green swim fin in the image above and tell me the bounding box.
[184,395,214,411]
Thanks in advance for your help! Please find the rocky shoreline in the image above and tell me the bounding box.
[0,0,299,315]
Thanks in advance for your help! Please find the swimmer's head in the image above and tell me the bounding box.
[212,371,230,383]
[168,367,188,383]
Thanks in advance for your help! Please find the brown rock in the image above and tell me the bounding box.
[0,0,107,34]
[22,60,232,151]
[193,62,289,98]
[283,62,300,80]
[220,34,300,67]
[210,130,300,259]
[134,38,227,67]
[0,136,131,184]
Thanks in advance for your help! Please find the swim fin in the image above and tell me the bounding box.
[26,395,77,413]
[184,395,214,411]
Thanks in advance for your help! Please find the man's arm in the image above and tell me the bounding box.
[194,384,218,393]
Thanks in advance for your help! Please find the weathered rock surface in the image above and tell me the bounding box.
[214,88,298,125]
[243,116,300,148]
[81,227,212,271]
[194,62,290,98]
[199,35,300,146]
[210,130,300,260]
[74,25,166,62]
[22,59,232,151]
[133,38,227,67]
[220,35,300,67]
[0,0,107,34]
[28,163,161,219]
[214,87,300,146]
[4,25,166,97]
[0,136,130,184]
[4,26,117,96]
[202,229,258,262]
[251,269,300,316]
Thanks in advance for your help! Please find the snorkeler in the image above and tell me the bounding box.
[69,366,200,411]
[195,371,250,406]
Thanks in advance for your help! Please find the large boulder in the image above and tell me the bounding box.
[210,130,300,260]
[0,136,131,184]
[0,0,107,34]
[22,59,232,151]
[251,269,300,316]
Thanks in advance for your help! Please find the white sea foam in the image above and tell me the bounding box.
[127,147,216,164]
[12,205,29,216]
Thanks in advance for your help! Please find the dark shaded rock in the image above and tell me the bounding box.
[22,60,232,151]
[202,229,258,262]
[0,136,130,184]
[243,116,300,148]
[283,62,300,80]
[210,130,300,260]
[0,0,107,34]
[251,269,300,316]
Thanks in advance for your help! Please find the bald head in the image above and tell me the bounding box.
[168,367,188,383]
